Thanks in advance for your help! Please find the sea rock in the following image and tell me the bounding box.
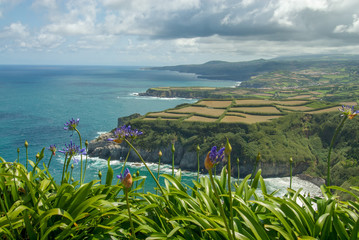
[297,174,325,187]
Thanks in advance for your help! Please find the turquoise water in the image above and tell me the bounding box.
[0,65,321,195]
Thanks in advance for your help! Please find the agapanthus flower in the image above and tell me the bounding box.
[205,146,225,170]
[117,168,133,188]
[108,125,143,144]
[48,144,57,156]
[64,118,80,131]
[58,141,86,157]
[338,105,359,119]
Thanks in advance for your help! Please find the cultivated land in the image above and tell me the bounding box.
[139,97,346,124]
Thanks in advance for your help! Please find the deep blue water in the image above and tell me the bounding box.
[0,65,321,195]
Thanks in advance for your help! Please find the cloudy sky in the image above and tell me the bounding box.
[1,0,359,66]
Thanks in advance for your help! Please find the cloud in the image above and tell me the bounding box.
[0,22,29,38]
[334,14,359,34]
[2,0,359,65]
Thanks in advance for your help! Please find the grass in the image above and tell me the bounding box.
[170,106,226,117]
[221,114,282,123]
[196,100,233,108]
[230,106,281,114]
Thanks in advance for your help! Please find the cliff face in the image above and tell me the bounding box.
[88,132,297,177]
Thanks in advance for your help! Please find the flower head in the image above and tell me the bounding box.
[58,141,86,157]
[108,125,143,144]
[48,144,57,156]
[117,168,133,189]
[64,118,80,131]
[338,105,359,119]
[205,146,225,171]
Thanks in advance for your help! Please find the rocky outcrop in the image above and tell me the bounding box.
[139,87,220,99]
[297,174,325,187]
[88,132,299,177]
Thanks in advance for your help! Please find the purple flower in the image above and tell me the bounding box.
[205,146,225,170]
[48,144,57,156]
[108,125,143,144]
[58,141,86,157]
[64,118,80,131]
[338,105,359,119]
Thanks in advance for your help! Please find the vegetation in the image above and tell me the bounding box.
[2,117,359,239]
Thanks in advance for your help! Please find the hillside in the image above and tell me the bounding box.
[150,54,359,88]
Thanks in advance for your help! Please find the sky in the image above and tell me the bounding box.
[0,0,359,66]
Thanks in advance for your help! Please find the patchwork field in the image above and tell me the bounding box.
[196,100,232,108]
[184,116,217,122]
[146,112,189,118]
[142,98,342,124]
[169,106,225,117]
[279,106,314,111]
[230,106,281,114]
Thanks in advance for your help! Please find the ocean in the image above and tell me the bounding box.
[0,65,321,196]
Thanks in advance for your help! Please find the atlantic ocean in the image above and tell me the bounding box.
[0,65,321,195]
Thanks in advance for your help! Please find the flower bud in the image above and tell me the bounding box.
[136,170,140,177]
[171,143,175,153]
[36,153,40,159]
[225,138,232,155]
[123,172,133,189]
[158,150,163,157]
[237,158,240,164]
[196,144,200,152]
[256,152,261,162]
[98,170,102,179]
[204,151,214,171]
[24,141,28,148]
[85,140,89,148]
[289,157,293,163]
[17,148,20,153]
[71,164,74,169]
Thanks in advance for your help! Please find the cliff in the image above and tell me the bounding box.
[88,131,306,178]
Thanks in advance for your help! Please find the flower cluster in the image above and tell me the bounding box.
[48,144,57,156]
[58,141,86,160]
[117,168,133,189]
[205,146,225,170]
[108,125,143,144]
[338,105,359,119]
[64,118,80,131]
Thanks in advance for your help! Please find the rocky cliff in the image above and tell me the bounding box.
[88,131,302,178]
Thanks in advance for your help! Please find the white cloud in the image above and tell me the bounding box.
[270,0,329,26]
[334,14,359,34]
[1,22,29,38]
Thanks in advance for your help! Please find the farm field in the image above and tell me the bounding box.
[141,97,343,124]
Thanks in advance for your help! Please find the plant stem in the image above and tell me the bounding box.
[25,147,28,171]
[121,144,132,174]
[157,155,161,195]
[125,188,136,240]
[124,139,171,208]
[227,154,235,238]
[327,116,347,186]
[47,154,53,169]
[75,128,83,184]
[197,150,200,182]
[289,161,293,189]
[61,153,68,184]
[83,144,89,183]
[171,143,175,177]
[208,169,234,240]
